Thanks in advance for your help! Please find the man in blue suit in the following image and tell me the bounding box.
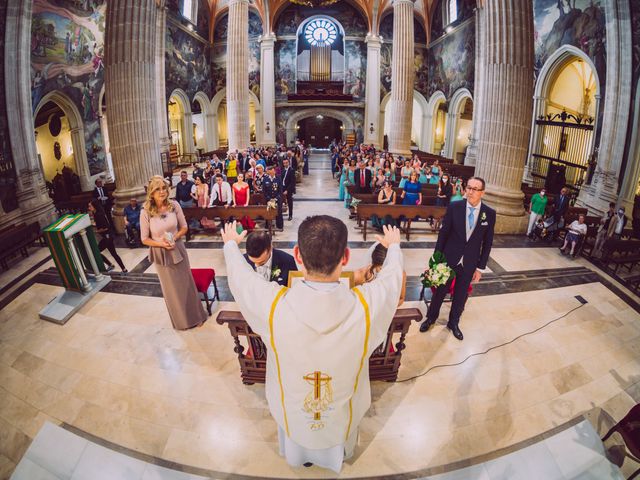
[243,231,297,286]
[420,177,496,340]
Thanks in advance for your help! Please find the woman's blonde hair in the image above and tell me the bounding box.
[144,175,174,217]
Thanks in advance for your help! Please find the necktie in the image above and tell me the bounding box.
[219,184,222,202]
[468,207,476,231]
[361,170,365,187]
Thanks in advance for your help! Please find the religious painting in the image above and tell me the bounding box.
[379,13,393,40]
[276,108,293,145]
[275,40,296,99]
[213,12,228,42]
[30,0,107,176]
[249,40,261,99]
[344,108,365,144]
[165,22,214,101]
[344,41,366,101]
[0,0,18,212]
[274,3,367,37]
[212,44,227,93]
[423,18,475,100]
[249,10,264,38]
[414,47,428,93]
[380,42,393,99]
[533,0,606,84]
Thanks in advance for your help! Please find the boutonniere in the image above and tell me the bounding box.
[481,212,487,222]
[271,266,281,280]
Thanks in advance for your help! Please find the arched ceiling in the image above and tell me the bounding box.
[206,0,437,43]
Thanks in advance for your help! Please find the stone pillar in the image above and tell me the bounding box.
[105,0,162,229]
[387,0,414,156]
[183,110,196,157]
[226,0,250,151]
[464,7,486,167]
[204,112,218,150]
[155,1,171,155]
[577,0,632,214]
[3,0,55,229]
[474,0,534,233]
[260,33,277,146]
[364,34,382,147]
[69,126,92,191]
[444,111,457,160]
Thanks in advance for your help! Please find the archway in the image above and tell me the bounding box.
[33,90,92,193]
[447,88,473,163]
[380,91,429,151]
[426,91,447,155]
[211,88,262,149]
[285,108,355,147]
[168,89,195,162]
[527,46,600,194]
[193,91,214,152]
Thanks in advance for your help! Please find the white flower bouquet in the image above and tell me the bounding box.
[420,251,455,289]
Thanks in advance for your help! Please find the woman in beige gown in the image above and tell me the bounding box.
[140,176,207,329]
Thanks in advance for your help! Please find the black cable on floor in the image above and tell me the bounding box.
[395,301,587,383]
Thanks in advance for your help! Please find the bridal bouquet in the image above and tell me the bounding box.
[420,251,455,289]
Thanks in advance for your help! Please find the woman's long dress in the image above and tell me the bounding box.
[402,181,422,206]
[140,201,207,330]
[344,169,355,208]
[338,166,347,201]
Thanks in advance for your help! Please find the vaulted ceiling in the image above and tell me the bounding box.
[205,0,440,44]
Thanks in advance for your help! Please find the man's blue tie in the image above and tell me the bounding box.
[468,207,476,231]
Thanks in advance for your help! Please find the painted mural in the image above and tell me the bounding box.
[414,47,428,94]
[0,0,18,212]
[30,0,107,177]
[423,18,475,100]
[344,41,366,101]
[275,3,367,36]
[248,11,263,99]
[275,40,296,99]
[633,2,640,91]
[380,42,393,99]
[165,21,214,101]
[533,0,606,84]
[380,13,393,40]
[212,14,228,95]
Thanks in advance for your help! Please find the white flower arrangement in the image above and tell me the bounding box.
[420,251,455,288]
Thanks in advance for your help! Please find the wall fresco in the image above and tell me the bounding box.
[275,40,296,99]
[344,40,366,100]
[274,3,367,36]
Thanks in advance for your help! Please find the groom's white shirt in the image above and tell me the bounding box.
[223,240,403,452]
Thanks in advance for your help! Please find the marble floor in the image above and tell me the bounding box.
[0,153,639,479]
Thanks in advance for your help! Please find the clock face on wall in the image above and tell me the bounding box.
[304,19,338,47]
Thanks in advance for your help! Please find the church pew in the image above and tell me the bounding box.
[599,238,640,274]
[356,204,447,241]
[216,308,423,385]
[0,222,44,270]
[182,205,277,240]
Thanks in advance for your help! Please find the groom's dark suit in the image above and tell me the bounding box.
[426,200,496,328]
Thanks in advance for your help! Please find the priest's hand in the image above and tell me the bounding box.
[375,225,401,248]
[221,221,247,244]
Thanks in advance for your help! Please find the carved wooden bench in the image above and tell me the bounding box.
[216,308,423,384]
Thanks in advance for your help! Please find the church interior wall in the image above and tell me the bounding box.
[0,0,18,214]
[622,2,640,196]
[276,106,364,146]
[34,114,76,183]
[30,0,107,182]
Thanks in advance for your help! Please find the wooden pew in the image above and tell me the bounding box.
[216,308,423,384]
[599,238,640,274]
[182,205,277,240]
[356,204,447,241]
[0,222,44,270]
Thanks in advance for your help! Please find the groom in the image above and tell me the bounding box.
[420,177,495,340]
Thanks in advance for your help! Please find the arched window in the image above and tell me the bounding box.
[445,0,458,26]
[182,0,197,23]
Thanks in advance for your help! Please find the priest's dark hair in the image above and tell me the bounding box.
[298,215,348,276]
[246,231,272,258]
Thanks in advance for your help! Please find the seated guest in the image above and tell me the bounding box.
[123,197,141,244]
[560,214,587,257]
[372,180,396,231]
[209,174,232,208]
[243,231,297,286]
[354,242,406,306]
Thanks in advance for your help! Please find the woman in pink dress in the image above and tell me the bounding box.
[190,175,209,208]
[232,173,250,206]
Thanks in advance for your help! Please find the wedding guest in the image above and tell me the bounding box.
[243,231,297,286]
[281,158,296,221]
[253,164,265,194]
[226,154,238,184]
[175,171,195,208]
[612,206,628,239]
[190,175,209,208]
[551,187,570,223]
[560,214,587,257]
[354,160,373,194]
[429,160,441,185]
[436,174,453,207]
[123,197,141,245]
[140,176,207,330]
[88,199,127,274]
[263,165,284,230]
[527,187,548,238]
[451,178,465,202]
[209,174,232,208]
[232,172,251,207]
[354,242,406,306]
[401,170,422,206]
[594,202,616,256]
[399,159,412,188]
[92,178,113,227]
[372,180,396,231]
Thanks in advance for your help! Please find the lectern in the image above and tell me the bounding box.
[39,214,111,324]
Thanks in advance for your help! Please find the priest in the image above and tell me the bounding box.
[222,216,403,473]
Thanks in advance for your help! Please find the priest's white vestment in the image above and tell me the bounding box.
[223,241,403,471]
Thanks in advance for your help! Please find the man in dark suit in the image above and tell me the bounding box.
[238,149,251,173]
[243,231,297,286]
[282,158,296,221]
[92,178,114,228]
[263,165,284,230]
[420,177,496,340]
[353,161,373,194]
[552,187,570,224]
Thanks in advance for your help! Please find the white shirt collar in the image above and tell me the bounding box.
[255,253,273,282]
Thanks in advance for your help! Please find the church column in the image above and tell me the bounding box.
[104,0,162,227]
[474,0,534,232]
[464,7,485,167]
[444,111,457,160]
[155,1,171,155]
[387,0,414,156]
[69,126,92,191]
[182,110,196,157]
[364,34,382,147]
[226,0,250,152]
[260,33,276,146]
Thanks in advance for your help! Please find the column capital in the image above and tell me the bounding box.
[259,32,277,44]
[228,0,249,6]
[393,0,416,6]
[365,33,382,46]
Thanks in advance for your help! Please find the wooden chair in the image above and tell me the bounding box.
[602,403,640,479]
[216,308,423,384]
[191,268,220,315]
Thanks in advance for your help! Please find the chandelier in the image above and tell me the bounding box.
[289,0,340,7]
